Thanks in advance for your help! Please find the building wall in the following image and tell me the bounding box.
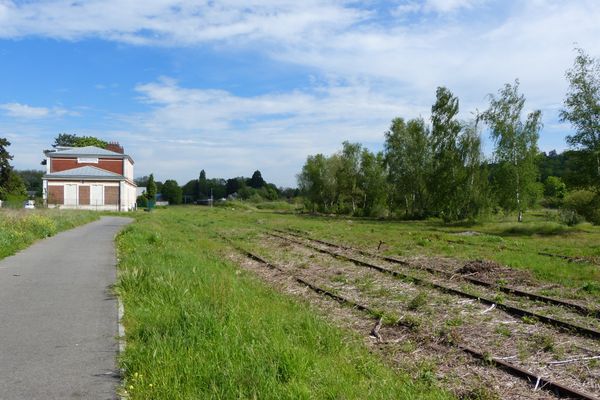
[120,181,137,212]
[124,159,134,180]
[45,181,122,211]
[50,157,124,175]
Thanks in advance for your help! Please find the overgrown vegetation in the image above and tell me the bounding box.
[0,209,99,259]
[115,208,451,399]
[297,48,600,224]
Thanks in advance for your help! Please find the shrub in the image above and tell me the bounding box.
[562,190,600,224]
[136,195,148,208]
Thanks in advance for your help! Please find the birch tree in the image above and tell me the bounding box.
[560,48,600,190]
[384,118,431,217]
[482,80,542,221]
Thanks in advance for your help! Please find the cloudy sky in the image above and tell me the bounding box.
[1,0,599,187]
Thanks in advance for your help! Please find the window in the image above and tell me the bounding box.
[78,157,98,164]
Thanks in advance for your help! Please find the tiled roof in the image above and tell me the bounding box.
[44,166,124,179]
[49,146,125,157]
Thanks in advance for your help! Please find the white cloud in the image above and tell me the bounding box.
[0,103,49,118]
[2,0,600,184]
[0,102,76,119]
[0,0,364,45]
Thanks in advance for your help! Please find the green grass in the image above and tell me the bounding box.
[0,209,99,259]
[115,208,452,399]
[260,210,600,297]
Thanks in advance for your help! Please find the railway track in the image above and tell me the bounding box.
[268,231,600,340]
[276,229,599,319]
[222,235,600,400]
[445,238,600,266]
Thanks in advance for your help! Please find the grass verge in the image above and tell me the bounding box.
[0,209,99,260]
[115,209,451,399]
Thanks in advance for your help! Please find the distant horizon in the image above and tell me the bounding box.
[2,1,599,187]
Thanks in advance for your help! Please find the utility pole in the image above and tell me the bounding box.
[210,187,213,208]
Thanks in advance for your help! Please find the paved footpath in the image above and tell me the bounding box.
[0,216,132,400]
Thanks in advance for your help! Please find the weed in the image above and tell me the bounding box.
[408,292,428,311]
[398,340,416,353]
[445,317,463,327]
[438,326,461,345]
[116,208,451,400]
[521,315,538,325]
[531,333,555,352]
[494,325,512,337]
[580,281,600,295]
[460,386,501,400]
[402,315,423,332]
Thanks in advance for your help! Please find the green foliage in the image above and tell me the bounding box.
[0,210,98,259]
[136,195,148,208]
[0,137,14,199]
[249,170,266,189]
[161,179,183,205]
[482,80,542,220]
[560,48,600,187]
[384,117,431,217]
[544,176,567,199]
[298,143,388,216]
[53,133,108,148]
[0,170,27,202]
[198,169,208,198]
[146,174,157,200]
[14,170,44,196]
[115,209,450,400]
[562,189,600,224]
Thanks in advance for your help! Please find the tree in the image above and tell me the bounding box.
[249,170,266,189]
[560,48,600,189]
[1,171,27,198]
[198,170,208,198]
[226,177,246,196]
[384,118,431,217]
[161,180,183,204]
[53,133,108,148]
[146,174,157,200]
[134,176,150,187]
[482,80,542,221]
[298,154,338,212]
[429,87,463,218]
[0,138,13,198]
[358,149,388,217]
[335,142,363,214]
[544,176,567,199]
[14,170,44,196]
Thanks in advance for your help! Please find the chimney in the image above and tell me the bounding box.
[106,142,124,154]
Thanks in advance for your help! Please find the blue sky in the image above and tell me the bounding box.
[1,0,600,187]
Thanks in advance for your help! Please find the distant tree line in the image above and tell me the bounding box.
[298,48,600,224]
[135,170,298,206]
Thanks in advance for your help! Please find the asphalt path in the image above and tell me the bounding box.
[0,216,132,400]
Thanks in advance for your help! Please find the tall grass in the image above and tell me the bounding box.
[0,209,99,259]
[116,210,451,399]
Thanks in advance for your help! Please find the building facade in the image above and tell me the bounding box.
[42,145,137,211]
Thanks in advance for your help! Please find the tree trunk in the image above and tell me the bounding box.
[516,168,522,222]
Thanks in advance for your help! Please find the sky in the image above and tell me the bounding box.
[1,0,600,187]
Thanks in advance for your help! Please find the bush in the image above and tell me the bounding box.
[136,195,148,208]
[562,190,600,225]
